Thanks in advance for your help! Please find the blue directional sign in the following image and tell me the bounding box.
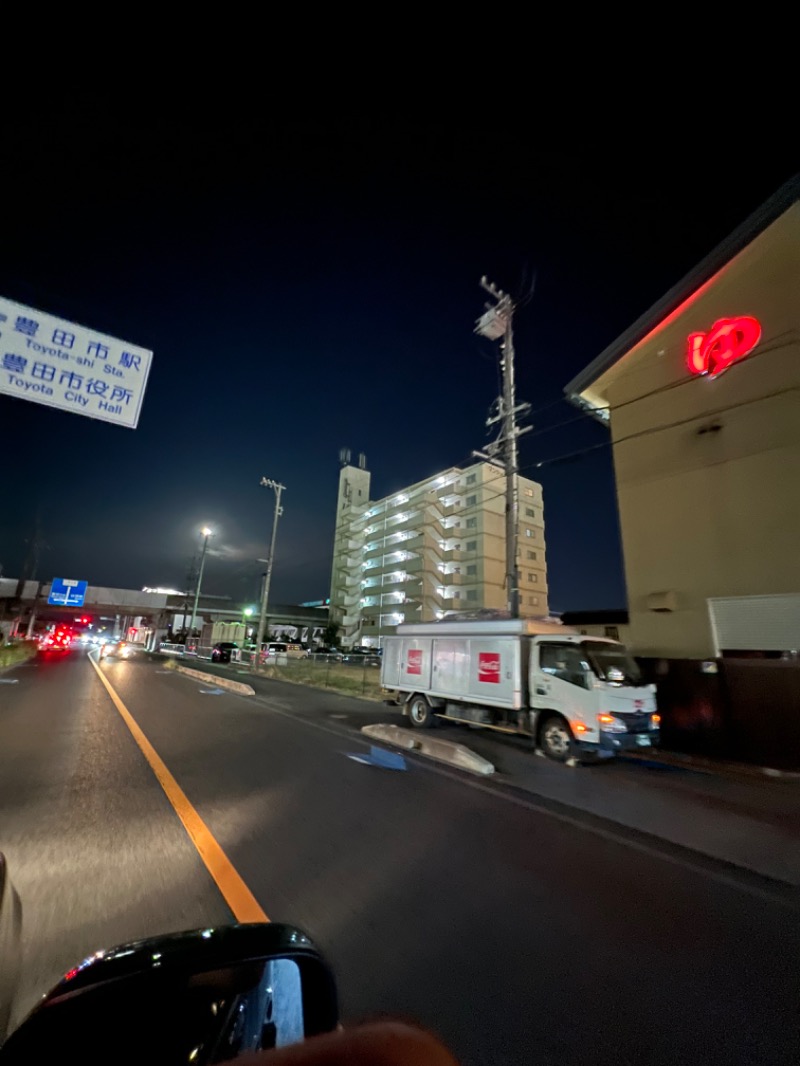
[48,578,88,607]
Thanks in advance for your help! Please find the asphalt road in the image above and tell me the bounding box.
[1,648,799,1065]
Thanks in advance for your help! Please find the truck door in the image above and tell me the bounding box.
[381,639,401,687]
[464,639,521,708]
[431,638,468,697]
[530,642,594,727]
[399,639,432,688]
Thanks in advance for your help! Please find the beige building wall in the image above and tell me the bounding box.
[579,203,800,658]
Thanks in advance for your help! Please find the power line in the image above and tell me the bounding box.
[528,382,799,471]
[454,333,799,508]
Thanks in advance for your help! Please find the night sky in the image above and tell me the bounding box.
[0,100,795,611]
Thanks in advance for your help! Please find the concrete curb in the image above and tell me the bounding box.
[173,664,256,696]
[623,748,800,781]
[361,724,495,776]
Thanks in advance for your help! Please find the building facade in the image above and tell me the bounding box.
[565,175,800,660]
[329,460,548,647]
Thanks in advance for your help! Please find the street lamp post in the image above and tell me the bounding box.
[189,527,214,638]
[252,479,285,673]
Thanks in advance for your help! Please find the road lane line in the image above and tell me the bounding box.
[88,656,268,923]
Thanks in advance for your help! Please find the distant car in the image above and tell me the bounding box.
[341,647,382,667]
[259,641,288,663]
[100,640,130,659]
[38,632,70,654]
[309,646,343,662]
[211,641,238,663]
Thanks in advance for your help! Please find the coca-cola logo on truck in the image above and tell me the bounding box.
[478,651,501,683]
[406,649,423,675]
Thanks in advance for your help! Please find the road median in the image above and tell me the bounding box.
[164,660,256,696]
[361,723,495,776]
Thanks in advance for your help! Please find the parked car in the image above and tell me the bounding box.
[308,646,343,661]
[341,647,382,667]
[211,641,238,663]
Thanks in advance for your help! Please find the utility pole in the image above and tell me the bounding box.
[189,527,214,636]
[252,478,285,672]
[474,276,531,619]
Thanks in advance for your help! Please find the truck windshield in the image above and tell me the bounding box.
[584,642,642,686]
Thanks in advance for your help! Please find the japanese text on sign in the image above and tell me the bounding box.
[0,296,153,429]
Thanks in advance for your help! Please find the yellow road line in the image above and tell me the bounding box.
[89,655,268,923]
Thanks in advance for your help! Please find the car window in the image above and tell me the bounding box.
[539,643,592,690]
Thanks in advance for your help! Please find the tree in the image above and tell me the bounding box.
[322,620,340,647]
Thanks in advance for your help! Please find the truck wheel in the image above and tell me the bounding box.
[540,715,572,761]
[408,695,436,729]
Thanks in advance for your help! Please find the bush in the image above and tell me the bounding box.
[0,641,38,670]
[257,658,382,699]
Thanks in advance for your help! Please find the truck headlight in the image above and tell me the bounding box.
[598,713,628,734]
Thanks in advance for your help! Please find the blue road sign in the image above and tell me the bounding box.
[48,578,88,607]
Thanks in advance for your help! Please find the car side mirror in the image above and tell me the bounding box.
[0,923,338,1065]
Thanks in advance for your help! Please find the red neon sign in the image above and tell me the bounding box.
[686,316,761,377]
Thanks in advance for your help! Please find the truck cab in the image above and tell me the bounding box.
[529,635,658,760]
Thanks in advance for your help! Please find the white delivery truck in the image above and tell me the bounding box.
[380,616,660,762]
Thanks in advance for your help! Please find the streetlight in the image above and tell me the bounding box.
[252,479,285,672]
[189,526,214,638]
[242,605,254,645]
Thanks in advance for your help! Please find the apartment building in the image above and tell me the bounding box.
[329,460,548,647]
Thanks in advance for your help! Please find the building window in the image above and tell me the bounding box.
[524,488,534,497]
[452,567,461,574]
[466,540,477,551]
[528,573,537,583]
[466,589,478,601]
[466,473,477,485]
[605,626,620,640]
[529,596,539,606]
[466,517,477,528]
[466,494,477,506]
[453,590,461,599]
[526,550,537,560]
[525,507,535,518]
[525,528,535,538]
[467,564,477,576]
